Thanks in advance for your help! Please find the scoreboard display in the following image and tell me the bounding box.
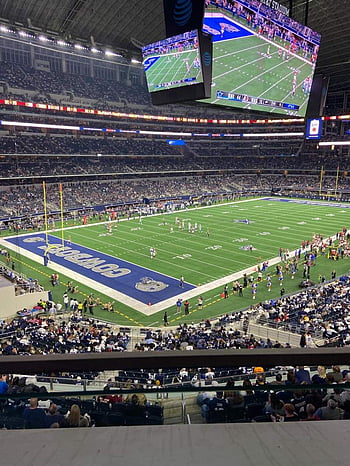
[142,29,212,105]
[201,0,321,117]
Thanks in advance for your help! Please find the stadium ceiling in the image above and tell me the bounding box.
[0,0,349,94]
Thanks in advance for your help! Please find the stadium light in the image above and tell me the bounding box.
[38,35,49,42]
[243,132,304,137]
[0,26,10,33]
[91,47,99,53]
[74,44,84,50]
[57,40,69,47]
[131,58,141,64]
[319,141,350,146]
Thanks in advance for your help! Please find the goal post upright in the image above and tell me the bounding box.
[59,183,65,247]
[42,180,49,246]
[318,165,324,197]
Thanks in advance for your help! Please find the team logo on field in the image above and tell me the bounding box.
[203,24,220,36]
[240,245,257,251]
[135,277,168,292]
[219,22,239,33]
[23,237,45,243]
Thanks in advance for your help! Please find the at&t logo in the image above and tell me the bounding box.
[173,0,192,26]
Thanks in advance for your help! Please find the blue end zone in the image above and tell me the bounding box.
[203,15,253,42]
[5,234,196,305]
[262,198,350,209]
[143,56,160,72]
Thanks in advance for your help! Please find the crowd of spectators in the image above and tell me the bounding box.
[0,135,347,177]
[0,263,44,295]
[0,314,129,355]
[210,0,320,46]
[0,176,239,217]
[197,363,350,423]
[134,320,292,351]
[0,169,349,219]
[0,62,150,107]
[0,135,184,157]
[0,388,163,428]
[253,277,350,346]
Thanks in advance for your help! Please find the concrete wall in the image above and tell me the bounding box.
[0,283,48,320]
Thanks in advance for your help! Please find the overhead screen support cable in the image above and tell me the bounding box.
[304,0,309,27]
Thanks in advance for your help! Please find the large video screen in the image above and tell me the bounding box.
[202,0,321,117]
[142,29,204,93]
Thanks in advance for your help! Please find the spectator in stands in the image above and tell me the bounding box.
[328,365,343,383]
[23,397,47,429]
[226,390,244,409]
[322,388,342,406]
[63,404,89,427]
[124,386,147,406]
[205,391,228,421]
[265,393,285,417]
[241,377,254,395]
[224,377,236,398]
[205,368,215,380]
[301,403,318,421]
[281,403,300,422]
[46,402,65,428]
[312,366,327,384]
[314,399,343,420]
[273,373,284,385]
[0,374,9,393]
[255,373,267,387]
[339,383,350,405]
[295,366,311,384]
[290,391,307,414]
[342,400,350,419]
[285,369,296,385]
[305,390,323,410]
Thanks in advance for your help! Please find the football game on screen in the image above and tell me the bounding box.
[202,0,321,117]
[142,29,204,93]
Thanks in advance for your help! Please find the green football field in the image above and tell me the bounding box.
[2,198,350,327]
[144,49,202,92]
[53,199,350,286]
[204,9,315,115]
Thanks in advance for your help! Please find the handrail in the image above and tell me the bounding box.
[1,347,350,374]
[1,382,349,400]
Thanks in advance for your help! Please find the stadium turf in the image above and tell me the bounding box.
[144,49,202,92]
[1,197,350,327]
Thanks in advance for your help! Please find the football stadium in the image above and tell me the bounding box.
[0,0,349,463]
